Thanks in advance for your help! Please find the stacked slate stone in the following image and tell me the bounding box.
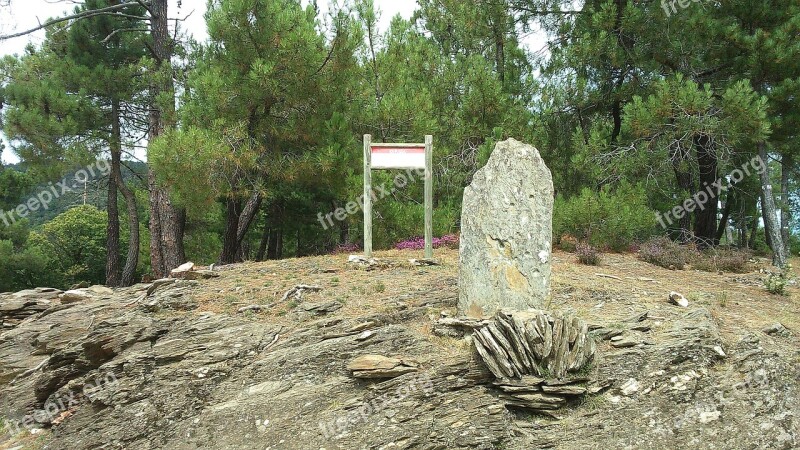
[0,288,62,329]
[472,310,598,412]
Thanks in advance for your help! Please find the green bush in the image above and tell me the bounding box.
[27,205,108,288]
[372,199,459,250]
[554,183,657,252]
[790,233,799,257]
[765,265,792,295]
[0,239,55,293]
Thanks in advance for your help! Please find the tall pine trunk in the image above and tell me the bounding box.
[758,143,787,268]
[694,135,718,248]
[716,189,734,244]
[219,198,242,264]
[219,191,262,264]
[111,100,140,286]
[670,143,694,241]
[256,225,270,262]
[147,0,185,277]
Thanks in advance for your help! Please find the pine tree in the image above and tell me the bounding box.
[1,0,149,285]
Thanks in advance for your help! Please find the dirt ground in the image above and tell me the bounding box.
[192,249,799,350]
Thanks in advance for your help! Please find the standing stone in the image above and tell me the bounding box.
[459,139,553,315]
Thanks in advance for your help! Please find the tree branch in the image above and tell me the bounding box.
[102,27,149,44]
[0,1,151,41]
[134,0,155,16]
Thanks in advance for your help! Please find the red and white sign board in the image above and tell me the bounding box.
[371,145,426,169]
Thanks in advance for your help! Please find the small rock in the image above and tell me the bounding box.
[348,255,368,263]
[86,285,114,296]
[60,290,93,304]
[299,301,342,315]
[182,270,220,281]
[598,328,624,340]
[698,410,721,424]
[586,379,613,395]
[409,258,440,266]
[70,281,90,290]
[347,355,418,379]
[668,291,689,308]
[171,262,196,277]
[611,336,639,348]
[355,330,375,341]
[620,378,639,396]
[348,321,377,333]
[762,323,790,337]
[541,385,587,396]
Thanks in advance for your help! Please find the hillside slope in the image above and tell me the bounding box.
[0,250,798,449]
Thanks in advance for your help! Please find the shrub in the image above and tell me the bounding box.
[638,236,697,270]
[373,199,460,250]
[693,248,752,273]
[576,242,601,265]
[558,234,579,252]
[332,242,361,254]
[790,234,799,257]
[395,234,460,251]
[26,205,108,288]
[554,183,657,252]
[765,265,793,295]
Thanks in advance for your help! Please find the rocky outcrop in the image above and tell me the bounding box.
[458,138,554,316]
[0,280,797,450]
[0,288,62,329]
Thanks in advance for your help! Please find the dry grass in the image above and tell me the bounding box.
[192,249,459,327]
[187,249,799,349]
[550,252,800,346]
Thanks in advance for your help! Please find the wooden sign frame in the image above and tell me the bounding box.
[363,134,433,259]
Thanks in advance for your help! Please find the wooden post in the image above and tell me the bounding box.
[424,135,433,259]
[363,134,373,258]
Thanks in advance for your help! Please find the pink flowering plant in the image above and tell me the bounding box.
[395,234,459,250]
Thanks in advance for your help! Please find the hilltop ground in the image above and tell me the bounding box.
[0,249,798,449]
[194,249,800,344]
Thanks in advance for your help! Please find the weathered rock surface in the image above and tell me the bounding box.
[347,355,419,378]
[0,288,62,329]
[458,138,553,315]
[0,282,797,450]
[472,309,596,380]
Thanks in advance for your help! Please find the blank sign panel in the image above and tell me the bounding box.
[371,145,426,169]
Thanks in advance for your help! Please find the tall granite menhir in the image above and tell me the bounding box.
[458,139,553,315]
